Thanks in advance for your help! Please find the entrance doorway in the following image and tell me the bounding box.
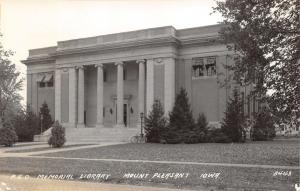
[115,103,128,127]
[124,104,127,127]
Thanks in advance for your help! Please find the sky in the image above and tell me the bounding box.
[0,0,223,104]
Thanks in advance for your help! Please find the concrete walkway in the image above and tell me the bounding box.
[0,175,194,191]
[0,142,125,158]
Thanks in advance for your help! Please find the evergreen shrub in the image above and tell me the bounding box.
[164,88,195,144]
[221,88,245,142]
[0,125,18,147]
[48,121,66,148]
[144,100,167,143]
[195,113,209,142]
[39,102,53,132]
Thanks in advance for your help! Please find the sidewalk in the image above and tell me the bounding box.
[0,175,195,191]
[0,142,125,158]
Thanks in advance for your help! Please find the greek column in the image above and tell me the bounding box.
[137,59,145,127]
[95,63,104,128]
[164,57,175,116]
[54,69,61,123]
[68,67,77,127]
[146,59,154,115]
[115,62,125,128]
[77,66,85,128]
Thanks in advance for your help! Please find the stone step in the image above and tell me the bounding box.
[34,127,139,142]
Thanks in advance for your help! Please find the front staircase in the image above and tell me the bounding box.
[34,127,140,143]
[65,127,139,143]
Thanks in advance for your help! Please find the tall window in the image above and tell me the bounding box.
[206,57,217,76]
[192,58,204,77]
[192,56,217,78]
[39,82,46,88]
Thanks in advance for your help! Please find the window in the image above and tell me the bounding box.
[47,81,53,87]
[192,57,217,78]
[192,58,204,77]
[39,82,45,88]
[206,57,217,76]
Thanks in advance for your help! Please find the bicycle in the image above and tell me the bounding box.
[130,134,146,143]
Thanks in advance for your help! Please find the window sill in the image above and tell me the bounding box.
[192,76,217,80]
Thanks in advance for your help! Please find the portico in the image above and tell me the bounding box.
[53,57,175,128]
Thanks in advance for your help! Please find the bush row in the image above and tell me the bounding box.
[144,88,275,144]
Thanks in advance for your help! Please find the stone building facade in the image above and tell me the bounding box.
[22,24,258,132]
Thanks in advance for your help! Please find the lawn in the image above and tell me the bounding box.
[0,140,299,190]
[39,140,299,166]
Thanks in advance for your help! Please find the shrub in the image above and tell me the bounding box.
[195,113,209,142]
[207,128,231,143]
[48,121,66,148]
[183,130,201,144]
[252,107,275,141]
[221,88,245,142]
[144,100,167,143]
[0,125,18,147]
[164,88,195,144]
[39,102,53,132]
[14,106,39,142]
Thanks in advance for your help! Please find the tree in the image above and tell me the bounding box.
[221,88,245,142]
[252,106,276,141]
[0,37,24,128]
[14,106,39,142]
[144,100,167,143]
[39,102,53,132]
[164,88,195,144]
[0,125,18,147]
[213,0,300,127]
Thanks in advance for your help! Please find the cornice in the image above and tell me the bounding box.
[21,33,221,66]
[179,35,220,46]
[53,36,180,57]
[21,56,55,65]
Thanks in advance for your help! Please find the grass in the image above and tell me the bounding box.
[0,140,298,190]
[40,140,299,166]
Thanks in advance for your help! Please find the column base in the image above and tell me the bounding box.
[96,123,104,128]
[65,123,77,128]
[77,123,85,128]
[114,123,125,128]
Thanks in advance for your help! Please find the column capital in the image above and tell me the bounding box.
[153,58,163,64]
[136,59,146,64]
[95,63,104,68]
[115,61,124,66]
[76,65,85,70]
